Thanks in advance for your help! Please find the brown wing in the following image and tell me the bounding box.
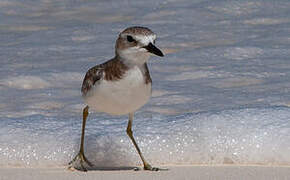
[81,57,129,96]
[81,64,104,96]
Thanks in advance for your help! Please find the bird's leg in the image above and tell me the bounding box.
[68,106,93,171]
[126,113,160,171]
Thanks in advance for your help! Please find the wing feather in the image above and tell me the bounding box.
[81,65,104,96]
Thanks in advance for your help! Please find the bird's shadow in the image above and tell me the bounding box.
[75,166,139,171]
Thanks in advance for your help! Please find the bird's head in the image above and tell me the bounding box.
[115,26,164,66]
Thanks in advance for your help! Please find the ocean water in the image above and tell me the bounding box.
[1,0,290,168]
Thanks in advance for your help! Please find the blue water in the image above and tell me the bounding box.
[1,0,290,167]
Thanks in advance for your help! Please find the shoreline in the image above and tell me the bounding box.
[1,165,290,180]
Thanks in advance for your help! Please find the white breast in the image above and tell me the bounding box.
[83,66,151,115]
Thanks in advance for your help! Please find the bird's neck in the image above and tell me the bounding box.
[115,52,150,68]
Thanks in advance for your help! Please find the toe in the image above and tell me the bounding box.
[151,167,159,171]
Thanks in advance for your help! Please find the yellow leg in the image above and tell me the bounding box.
[126,113,159,171]
[68,106,93,171]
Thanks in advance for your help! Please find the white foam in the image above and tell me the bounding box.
[0,76,51,90]
[166,71,213,81]
[224,47,264,60]
[207,2,261,16]
[244,18,290,25]
[46,72,83,88]
[211,77,263,88]
[1,107,290,167]
[0,72,83,90]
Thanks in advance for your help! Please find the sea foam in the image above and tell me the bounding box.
[1,106,290,167]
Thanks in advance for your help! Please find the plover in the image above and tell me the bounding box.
[69,26,164,171]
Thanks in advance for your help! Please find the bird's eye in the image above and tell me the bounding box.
[127,35,135,42]
[153,40,156,44]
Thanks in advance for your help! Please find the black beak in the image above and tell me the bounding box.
[144,43,164,57]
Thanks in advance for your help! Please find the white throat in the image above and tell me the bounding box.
[117,49,150,67]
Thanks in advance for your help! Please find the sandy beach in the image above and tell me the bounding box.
[1,165,290,180]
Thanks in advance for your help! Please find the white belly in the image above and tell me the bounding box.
[83,67,151,115]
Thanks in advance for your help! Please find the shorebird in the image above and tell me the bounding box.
[69,26,164,171]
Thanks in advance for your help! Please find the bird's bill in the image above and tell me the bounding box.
[144,43,164,57]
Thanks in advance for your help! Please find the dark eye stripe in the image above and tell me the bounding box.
[127,35,135,42]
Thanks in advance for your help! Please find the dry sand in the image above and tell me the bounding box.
[1,165,290,180]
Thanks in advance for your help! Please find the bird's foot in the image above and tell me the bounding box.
[68,151,94,172]
[141,163,168,171]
